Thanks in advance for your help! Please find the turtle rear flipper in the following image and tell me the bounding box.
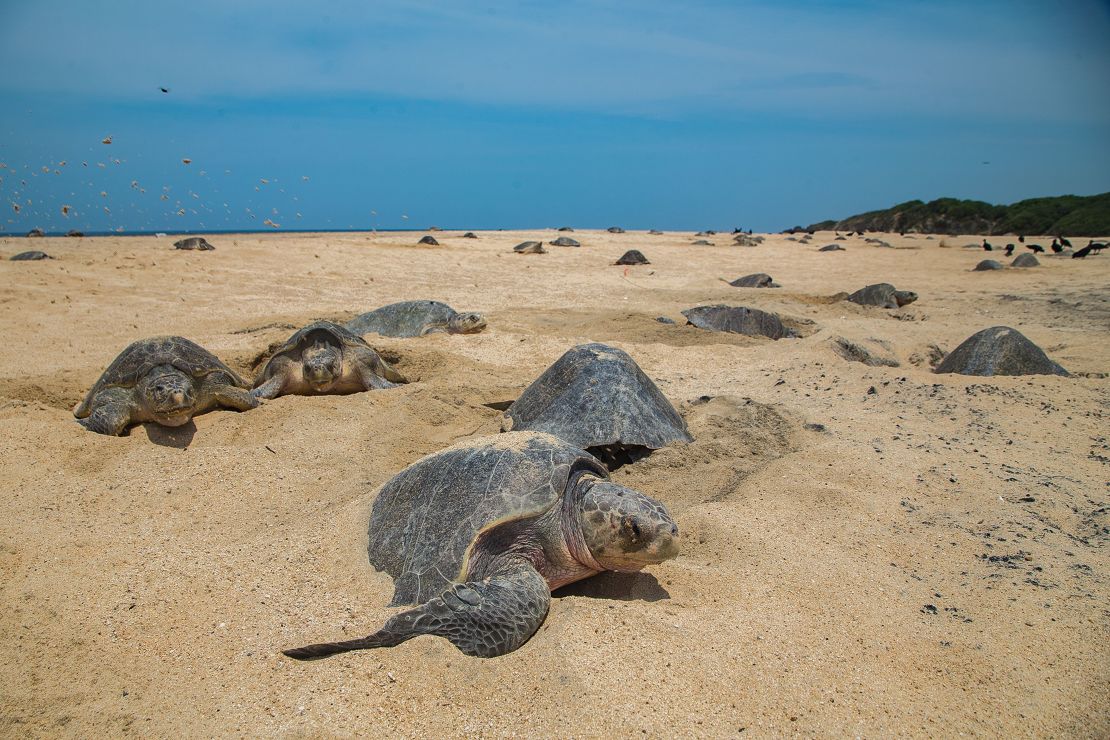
[284,561,549,660]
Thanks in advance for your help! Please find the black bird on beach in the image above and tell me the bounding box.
[1059,236,1072,248]
[1051,239,1062,254]
[1092,242,1106,254]
[1028,243,1045,254]
[981,239,993,251]
[1004,244,1015,256]
[1018,235,1025,243]
[1072,244,1093,259]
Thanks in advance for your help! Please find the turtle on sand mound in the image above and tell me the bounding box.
[501,343,692,468]
[514,241,546,254]
[615,249,649,265]
[973,259,1003,271]
[10,250,52,261]
[819,244,844,252]
[283,432,680,660]
[251,321,405,399]
[549,236,580,247]
[847,283,918,309]
[726,273,778,288]
[1011,253,1039,268]
[346,300,486,338]
[683,305,794,340]
[462,232,478,239]
[934,326,1068,376]
[173,237,215,251]
[74,336,258,436]
[418,235,440,246]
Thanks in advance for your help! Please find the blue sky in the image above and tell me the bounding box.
[1,0,1108,233]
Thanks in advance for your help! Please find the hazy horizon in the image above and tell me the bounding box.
[2,0,1109,234]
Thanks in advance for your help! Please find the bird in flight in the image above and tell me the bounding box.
[159,87,170,93]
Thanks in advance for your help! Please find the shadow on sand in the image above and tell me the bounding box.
[554,571,670,602]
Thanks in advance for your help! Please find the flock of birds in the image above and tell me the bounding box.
[980,235,1106,259]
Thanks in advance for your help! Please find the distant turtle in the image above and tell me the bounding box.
[282,432,680,660]
[65,230,84,237]
[346,300,487,338]
[514,241,545,254]
[501,343,692,468]
[462,232,478,239]
[819,244,844,252]
[973,259,1003,271]
[692,240,713,246]
[847,283,917,309]
[607,226,625,234]
[26,228,45,238]
[549,236,580,247]
[935,326,1068,376]
[557,226,574,232]
[73,336,258,436]
[615,249,649,265]
[174,237,215,251]
[648,230,663,235]
[733,234,763,247]
[418,235,440,246]
[251,321,406,399]
[10,251,51,261]
[1011,253,1039,268]
[682,305,793,340]
[726,273,778,288]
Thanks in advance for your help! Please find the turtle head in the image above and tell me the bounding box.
[138,365,196,426]
[301,339,342,391]
[894,290,918,307]
[575,478,679,572]
[448,312,487,334]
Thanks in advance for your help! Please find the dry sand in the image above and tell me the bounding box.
[0,229,1107,737]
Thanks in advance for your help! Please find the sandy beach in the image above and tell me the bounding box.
[0,229,1106,737]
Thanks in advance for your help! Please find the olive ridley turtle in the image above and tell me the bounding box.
[501,343,692,468]
[10,251,52,261]
[682,305,794,340]
[549,236,581,247]
[847,283,918,309]
[251,321,405,399]
[173,237,215,250]
[614,249,649,265]
[283,432,680,659]
[514,241,546,254]
[726,273,778,288]
[345,300,487,338]
[74,336,258,435]
[934,326,1068,376]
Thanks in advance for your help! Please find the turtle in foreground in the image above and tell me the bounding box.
[173,237,215,250]
[251,321,405,399]
[74,336,258,436]
[501,343,692,468]
[725,273,778,288]
[847,283,917,309]
[282,432,680,660]
[418,235,440,246]
[682,305,794,340]
[10,250,52,261]
[614,249,649,265]
[346,300,487,338]
[514,241,545,254]
[934,326,1068,377]
[549,236,580,247]
[973,259,1003,271]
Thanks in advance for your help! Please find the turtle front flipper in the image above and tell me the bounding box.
[208,381,262,411]
[284,561,550,660]
[352,346,406,389]
[77,387,136,436]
